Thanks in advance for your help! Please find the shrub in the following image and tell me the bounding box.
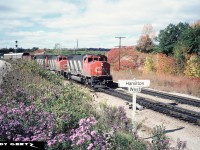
[143,55,156,73]
[151,125,171,150]
[173,44,190,75]
[0,100,69,149]
[184,55,200,77]
[69,117,106,150]
[96,103,132,133]
[36,84,94,132]
[113,131,146,150]
[156,54,176,75]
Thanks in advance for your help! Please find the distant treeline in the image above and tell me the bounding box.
[0,47,39,55]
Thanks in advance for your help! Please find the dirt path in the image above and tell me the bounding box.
[92,92,200,150]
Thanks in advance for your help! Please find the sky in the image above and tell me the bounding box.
[0,0,199,49]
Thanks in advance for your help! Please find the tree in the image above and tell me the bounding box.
[32,47,39,51]
[54,43,62,54]
[177,25,200,54]
[173,43,190,74]
[184,55,200,77]
[156,22,189,55]
[136,24,155,53]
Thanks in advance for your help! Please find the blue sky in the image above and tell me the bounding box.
[0,0,199,49]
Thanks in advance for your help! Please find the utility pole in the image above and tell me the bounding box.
[115,37,126,70]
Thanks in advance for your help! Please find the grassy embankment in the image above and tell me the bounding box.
[0,60,149,150]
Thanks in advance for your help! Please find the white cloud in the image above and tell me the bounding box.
[0,0,199,48]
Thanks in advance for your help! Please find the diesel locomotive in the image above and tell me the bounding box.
[35,54,113,88]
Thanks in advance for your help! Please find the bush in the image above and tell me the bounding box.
[0,94,69,149]
[184,55,200,77]
[143,55,156,73]
[151,125,171,150]
[95,102,132,133]
[156,54,176,75]
[36,84,94,132]
[113,131,146,150]
[173,44,190,75]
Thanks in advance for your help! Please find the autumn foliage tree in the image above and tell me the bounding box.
[156,54,176,75]
[143,55,156,73]
[136,24,155,53]
[184,55,200,77]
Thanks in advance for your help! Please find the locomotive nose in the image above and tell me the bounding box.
[95,67,102,75]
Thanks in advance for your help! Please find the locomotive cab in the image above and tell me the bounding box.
[56,55,68,72]
[82,55,113,87]
[83,55,110,76]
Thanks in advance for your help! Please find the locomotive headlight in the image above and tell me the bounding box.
[101,63,103,66]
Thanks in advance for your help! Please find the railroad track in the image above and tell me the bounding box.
[112,82,200,107]
[96,88,200,125]
[141,88,200,107]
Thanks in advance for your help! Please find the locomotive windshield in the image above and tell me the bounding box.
[99,56,107,61]
[85,55,107,62]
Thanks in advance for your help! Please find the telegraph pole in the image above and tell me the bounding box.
[115,37,126,70]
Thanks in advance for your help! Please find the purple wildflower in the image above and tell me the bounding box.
[87,143,94,150]
[91,131,96,137]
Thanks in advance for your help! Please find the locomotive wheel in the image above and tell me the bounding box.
[84,78,91,87]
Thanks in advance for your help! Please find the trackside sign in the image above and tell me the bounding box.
[118,79,150,133]
[118,80,150,88]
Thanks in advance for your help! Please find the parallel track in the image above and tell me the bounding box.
[96,88,200,125]
[112,82,200,107]
[141,89,200,107]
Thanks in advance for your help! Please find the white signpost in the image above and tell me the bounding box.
[118,79,150,132]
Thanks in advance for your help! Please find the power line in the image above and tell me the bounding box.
[115,36,126,70]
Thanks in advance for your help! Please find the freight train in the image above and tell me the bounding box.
[3,53,113,88]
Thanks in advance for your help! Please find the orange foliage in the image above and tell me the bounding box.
[156,54,176,75]
[107,46,145,71]
[107,48,119,64]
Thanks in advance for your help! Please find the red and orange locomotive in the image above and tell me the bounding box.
[35,54,113,88]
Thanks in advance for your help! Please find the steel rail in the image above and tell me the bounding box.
[141,89,200,107]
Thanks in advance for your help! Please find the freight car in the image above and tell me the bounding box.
[35,54,113,88]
